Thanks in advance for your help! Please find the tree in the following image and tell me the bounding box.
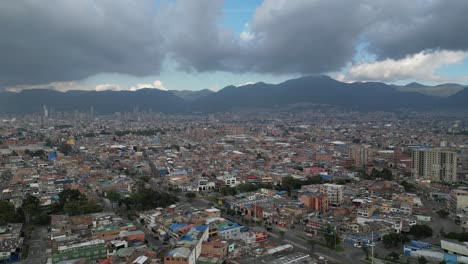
[59,189,87,207]
[400,181,416,192]
[63,200,101,216]
[417,256,428,264]
[409,224,433,239]
[322,224,340,250]
[21,194,41,225]
[106,191,121,203]
[185,192,196,202]
[58,143,73,155]
[128,187,179,210]
[55,189,101,215]
[383,233,408,248]
[0,201,23,224]
[443,232,468,242]
[369,168,393,180]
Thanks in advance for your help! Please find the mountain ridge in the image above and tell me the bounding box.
[0,76,467,114]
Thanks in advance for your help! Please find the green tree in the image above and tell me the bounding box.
[409,224,433,239]
[322,224,340,250]
[106,191,121,203]
[64,201,82,216]
[55,189,101,215]
[129,187,179,210]
[0,201,23,224]
[383,233,408,248]
[21,194,50,225]
[21,194,41,225]
[63,200,101,216]
[58,143,73,155]
[59,189,87,208]
[443,232,468,242]
[370,168,393,180]
[400,181,416,192]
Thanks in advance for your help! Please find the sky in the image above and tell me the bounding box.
[1,0,468,92]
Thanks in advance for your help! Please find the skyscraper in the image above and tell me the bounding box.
[412,149,458,183]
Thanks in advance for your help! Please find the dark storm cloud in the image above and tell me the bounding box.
[240,0,375,74]
[364,0,468,59]
[0,0,164,86]
[0,0,467,88]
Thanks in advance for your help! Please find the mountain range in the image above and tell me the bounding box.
[0,75,467,114]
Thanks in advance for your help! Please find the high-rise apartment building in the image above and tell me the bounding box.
[319,183,344,207]
[411,149,457,182]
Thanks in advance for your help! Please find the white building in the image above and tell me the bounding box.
[217,173,238,188]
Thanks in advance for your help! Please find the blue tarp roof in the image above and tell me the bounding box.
[169,224,186,231]
[180,235,194,241]
[193,225,208,232]
[410,240,431,249]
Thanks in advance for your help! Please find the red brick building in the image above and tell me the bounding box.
[300,193,329,213]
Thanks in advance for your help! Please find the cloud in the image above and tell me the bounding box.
[95,84,120,91]
[6,80,167,92]
[0,0,164,87]
[364,0,468,60]
[130,80,167,91]
[239,24,255,41]
[1,0,468,89]
[6,81,88,92]
[339,50,468,82]
[237,82,255,87]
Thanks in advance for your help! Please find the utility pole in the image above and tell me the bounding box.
[371,231,375,264]
[334,228,336,251]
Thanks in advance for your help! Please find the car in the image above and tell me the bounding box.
[353,243,362,248]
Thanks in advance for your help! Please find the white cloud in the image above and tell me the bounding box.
[239,23,255,41]
[5,80,169,92]
[130,80,167,91]
[5,81,89,92]
[237,82,255,87]
[95,84,120,91]
[340,50,468,82]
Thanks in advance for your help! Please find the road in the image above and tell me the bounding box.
[22,227,48,264]
[270,225,366,264]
